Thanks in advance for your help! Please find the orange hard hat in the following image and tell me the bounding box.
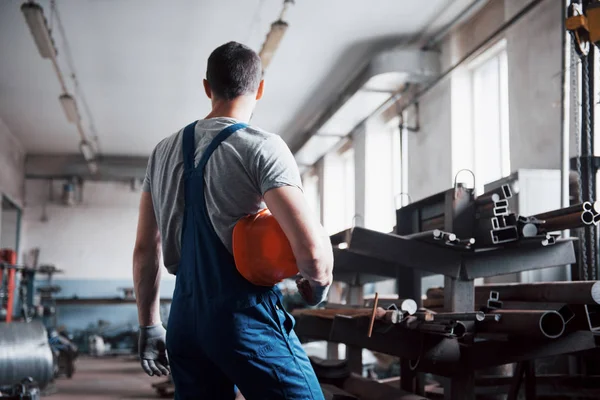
[232,208,298,287]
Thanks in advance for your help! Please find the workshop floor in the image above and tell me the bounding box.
[43,356,166,400]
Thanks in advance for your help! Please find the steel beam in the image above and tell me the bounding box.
[26,153,148,181]
[349,228,463,277]
[347,228,576,280]
[474,281,600,305]
[462,239,576,279]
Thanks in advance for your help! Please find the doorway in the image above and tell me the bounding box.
[0,196,22,257]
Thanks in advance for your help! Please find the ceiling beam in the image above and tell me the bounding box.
[25,154,148,182]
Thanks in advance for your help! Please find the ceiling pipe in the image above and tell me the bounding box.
[358,0,548,134]
[290,1,487,160]
[21,1,98,174]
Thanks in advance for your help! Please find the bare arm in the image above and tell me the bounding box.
[133,192,162,326]
[264,186,333,288]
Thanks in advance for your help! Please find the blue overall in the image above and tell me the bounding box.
[166,121,324,400]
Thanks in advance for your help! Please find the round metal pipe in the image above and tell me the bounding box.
[582,210,594,224]
[0,321,54,388]
[534,203,587,220]
[541,212,589,231]
[481,310,566,339]
[521,223,538,237]
[399,298,418,315]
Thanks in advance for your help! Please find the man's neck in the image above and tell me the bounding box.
[205,98,254,123]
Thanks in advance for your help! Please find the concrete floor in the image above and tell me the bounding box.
[44,356,168,400]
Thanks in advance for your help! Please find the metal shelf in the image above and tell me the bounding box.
[344,227,575,279]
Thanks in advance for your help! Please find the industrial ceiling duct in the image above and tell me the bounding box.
[294,47,440,168]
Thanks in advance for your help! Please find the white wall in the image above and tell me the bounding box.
[404,0,564,201]
[407,79,453,201]
[505,0,563,170]
[0,117,25,207]
[22,179,172,280]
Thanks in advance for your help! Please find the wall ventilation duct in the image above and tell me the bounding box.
[294,48,440,169]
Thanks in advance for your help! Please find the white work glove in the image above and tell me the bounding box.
[296,278,330,306]
[138,324,170,377]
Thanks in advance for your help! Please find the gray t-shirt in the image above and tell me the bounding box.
[142,117,302,274]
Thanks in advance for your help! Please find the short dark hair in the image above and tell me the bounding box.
[206,42,262,100]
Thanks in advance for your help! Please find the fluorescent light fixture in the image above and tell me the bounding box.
[295,134,343,166]
[21,2,56,59]
[79,140,95,162]
[87,161,98,175]
[59,94,80,123]
[318,90,391,136]
[259,20,288,71]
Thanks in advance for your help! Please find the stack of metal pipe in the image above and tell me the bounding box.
[475,281,600,339]
[529,201,600,233]
[420,282,600,340]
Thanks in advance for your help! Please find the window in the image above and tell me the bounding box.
[302,168,321,222]
[363,120,402,233]
[470,41,510,193]
[322,141,355,234]
[453,40,510,194]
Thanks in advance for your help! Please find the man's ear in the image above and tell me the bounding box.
[256,80,265,100]
[203,79,212,99]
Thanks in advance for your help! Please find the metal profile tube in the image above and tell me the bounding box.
[491,226,519,244]
[479,310,566,339]
[493,207,509,216]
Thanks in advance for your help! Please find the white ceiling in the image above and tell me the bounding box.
[0,0,452,156]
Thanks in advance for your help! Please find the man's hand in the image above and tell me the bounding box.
[264,186,334,296]
[139,324,170,377]
[296,277,330,306]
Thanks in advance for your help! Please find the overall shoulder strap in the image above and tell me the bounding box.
[182,120,199,172]
[196,122,248,171]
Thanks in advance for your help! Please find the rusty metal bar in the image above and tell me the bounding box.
[479,310,566,339]
[533,203,590,220]
[429,311,486,322]
[475,281,600,305]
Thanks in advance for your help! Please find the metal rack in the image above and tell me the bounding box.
[295,225,596,399]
